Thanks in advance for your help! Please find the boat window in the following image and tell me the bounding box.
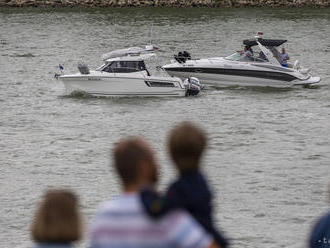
[102,61,147,73]
[145,81,175,87]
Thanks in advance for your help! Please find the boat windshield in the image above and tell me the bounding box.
[225,51,268,62]
[225,52,242,61]
[225,52,256,62]
[102,60,147,73]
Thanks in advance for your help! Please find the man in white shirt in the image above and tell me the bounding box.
[279,47,290,67]
[89,137,220,248]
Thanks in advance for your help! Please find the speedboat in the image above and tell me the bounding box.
[162,34,321,87]
[57,45,202,97]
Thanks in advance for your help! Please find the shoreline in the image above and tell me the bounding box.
[1,0,330,8]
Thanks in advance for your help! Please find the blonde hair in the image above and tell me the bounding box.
[31,190,81,243]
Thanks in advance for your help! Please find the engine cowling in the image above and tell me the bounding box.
[183,77,203,96]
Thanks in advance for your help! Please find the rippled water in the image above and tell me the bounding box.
[1,7,330,248]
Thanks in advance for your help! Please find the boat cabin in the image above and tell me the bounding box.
[101,60,147,73]
[98,53,155,75]
[97,47,157,74]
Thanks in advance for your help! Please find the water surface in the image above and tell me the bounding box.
[0,7,330,248]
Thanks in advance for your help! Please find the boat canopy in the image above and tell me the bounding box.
[104,53,155,62]
[102,47,145,61]
[243,38,287,47]
[102,45,158,61]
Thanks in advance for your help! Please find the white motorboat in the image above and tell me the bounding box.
[162,34,321,87]
[57,46,202,97]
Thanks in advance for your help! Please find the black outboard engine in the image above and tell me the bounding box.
[174,52,184,63]
[174,51,192,63]
[182,51,191,60]
[78,61,90,74]
[183,77,203,96]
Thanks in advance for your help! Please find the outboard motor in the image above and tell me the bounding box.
[183,77,203,96]
[78,61,90,75]
[182,51,191,60]
[174,51,192,64]
[175,52,184,63]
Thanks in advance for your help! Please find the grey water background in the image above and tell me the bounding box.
[1,7,330,248]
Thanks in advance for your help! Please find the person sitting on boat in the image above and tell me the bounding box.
[279,47,290,67]
[239,46,254,61]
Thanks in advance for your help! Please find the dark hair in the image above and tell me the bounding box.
[168,122,207,173]
[113,137,152,186]
[31,190,81,243]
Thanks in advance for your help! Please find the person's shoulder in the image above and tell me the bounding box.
[95,194,140,216]
[311,211,330,236]
[316,211,330,227]
[310,211,330,246]
[168,178,182,192]
[167,174,194,193]
[96,196,119,212]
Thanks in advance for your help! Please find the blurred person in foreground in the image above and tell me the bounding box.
[31,190,82,248]
[140,122,229,247]
[89,137,220,248]
[310,183,330,248]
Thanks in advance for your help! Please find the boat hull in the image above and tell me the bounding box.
[59,74,186,97]
[164,69,320,88]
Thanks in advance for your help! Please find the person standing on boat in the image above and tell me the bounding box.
[279,47,290,67]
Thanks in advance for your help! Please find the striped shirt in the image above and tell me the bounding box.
[89,193,212,248]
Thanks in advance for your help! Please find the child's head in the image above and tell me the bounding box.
[168,121,207,173]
